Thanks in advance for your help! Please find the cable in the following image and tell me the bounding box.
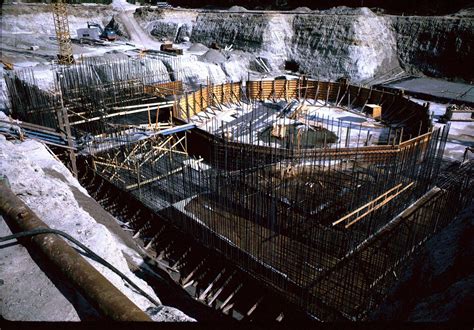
[0,228,161,307]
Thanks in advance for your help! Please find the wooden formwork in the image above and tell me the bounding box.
[176,82,242,120]
[144,81,183,98]
[173,78,431,141]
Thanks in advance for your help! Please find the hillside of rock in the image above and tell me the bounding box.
[138,7,474,82]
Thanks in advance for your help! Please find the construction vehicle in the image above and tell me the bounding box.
[1,59,14,70]
[160,42,183,55]
[156,2,173,8]
[86,22,117,41]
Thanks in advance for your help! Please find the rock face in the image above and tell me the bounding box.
[135,8,197,42]
[289,12,399,80]
[138,8,474,82]
[150,22,192,42]
[370,203,474,321]
[191,14,268,52]
[391,16,474,81]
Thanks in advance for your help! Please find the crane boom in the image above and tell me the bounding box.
[52,0,74,65]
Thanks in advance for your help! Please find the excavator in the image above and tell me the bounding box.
[87,22,117,41]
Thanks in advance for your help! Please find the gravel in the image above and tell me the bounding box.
[188,42,209,52]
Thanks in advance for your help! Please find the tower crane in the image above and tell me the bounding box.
[51,0,75,65]
[51,0,77,175]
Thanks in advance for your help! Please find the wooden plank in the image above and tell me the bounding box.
[198,268,226,301]
[70,102,174,126]
[345,182,414,228]
[181,257,209,287]
[207,270,237,306]
[219,283,243,311]
[332,183,404,226]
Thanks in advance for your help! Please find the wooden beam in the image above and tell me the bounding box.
[181,257,209,287]
[70,102,173,126]
[219,283,243,312]
[345,182,415,228]
[93,160,134,171]
[125,166,184,191]
[198,268,226,301]
[332,183,404,226]
[207,270,237,306]
[244,296,263,319]
[139,136,173,166]
[333,182,415,229]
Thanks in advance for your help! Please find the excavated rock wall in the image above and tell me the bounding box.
[289,12,399,80]
[391,16,474,81]
[135,9,197,42]
[139,8,473,82]
[191,14,268,52]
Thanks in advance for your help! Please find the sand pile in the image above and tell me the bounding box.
[188,42,209,52]
[200,49,226,64]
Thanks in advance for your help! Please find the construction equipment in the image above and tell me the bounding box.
[160,42,183,55]
[86,21,117,41]
[210,42,220,50]
[51,0,75,65]
[0,59,14,70]
[156,2,173,8]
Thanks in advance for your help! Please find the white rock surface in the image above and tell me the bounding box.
[137,7,474,82]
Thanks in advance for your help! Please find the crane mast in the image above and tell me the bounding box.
[51,0,74,65]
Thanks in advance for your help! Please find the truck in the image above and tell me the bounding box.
[160,42,183,55]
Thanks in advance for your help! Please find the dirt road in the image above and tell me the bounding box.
[118,10,162,50]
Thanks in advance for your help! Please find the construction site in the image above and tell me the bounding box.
[1,0,473,323]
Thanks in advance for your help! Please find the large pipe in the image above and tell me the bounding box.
[0,181,152,321]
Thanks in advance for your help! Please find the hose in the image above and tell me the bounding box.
[0,227,161,307]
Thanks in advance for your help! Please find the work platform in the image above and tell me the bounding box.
[380,77,474,105]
